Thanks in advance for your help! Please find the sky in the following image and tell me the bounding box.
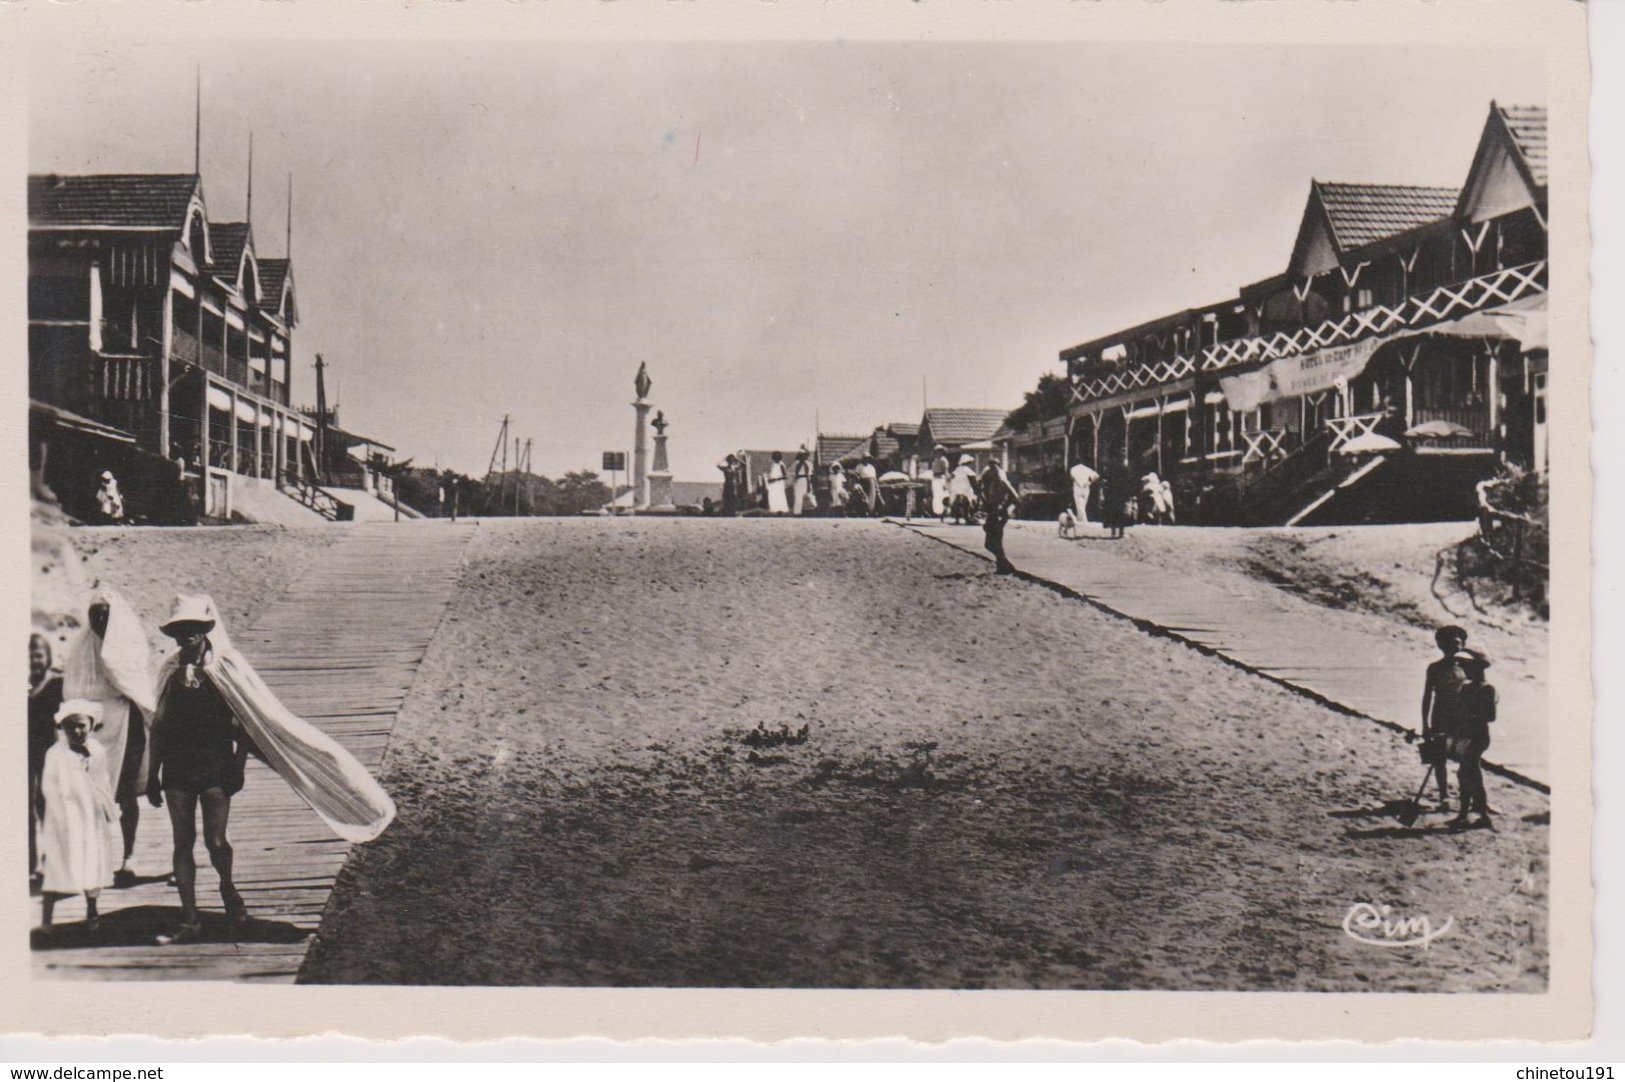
[29,41,1545,481]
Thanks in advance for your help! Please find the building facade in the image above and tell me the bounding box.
[28,173,318,521]
[1050,102,1548,525]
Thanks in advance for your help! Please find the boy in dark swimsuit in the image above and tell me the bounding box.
[1419,625,1469,812]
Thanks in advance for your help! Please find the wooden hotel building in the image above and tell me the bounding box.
[1049,102,1548,525]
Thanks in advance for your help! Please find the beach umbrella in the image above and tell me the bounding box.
[1404,418,1474,440]
[1336,432,1403,456]
[878,471,912,484]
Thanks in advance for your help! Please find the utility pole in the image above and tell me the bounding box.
[313,354,329,484]
[484,414,511,515]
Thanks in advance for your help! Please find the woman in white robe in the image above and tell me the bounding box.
[948,456,978,523]
[791,450,813,516]
[1069,461,1100,523]
[765,452,790,514]
[827,463,848,509]
[62,588,156,885]
[929,446,952,517]
[39,700,117,930]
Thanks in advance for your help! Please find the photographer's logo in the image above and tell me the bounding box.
[1342,902,1454,948]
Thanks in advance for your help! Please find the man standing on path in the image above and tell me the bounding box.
[979,460,1021,575]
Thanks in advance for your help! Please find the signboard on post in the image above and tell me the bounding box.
[602,451,626,472]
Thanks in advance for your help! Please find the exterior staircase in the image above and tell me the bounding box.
[279,470,354,521]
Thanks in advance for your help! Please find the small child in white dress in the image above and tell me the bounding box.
[38,699,117,932]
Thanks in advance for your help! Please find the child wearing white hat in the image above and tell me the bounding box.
[38,699,117,933]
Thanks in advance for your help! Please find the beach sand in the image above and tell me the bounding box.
[65,524,333,653]
[1004,520,1548,720]
[290,517,1547,990]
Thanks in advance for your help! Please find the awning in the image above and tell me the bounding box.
[30,400,138,445]
[957,439,997,452]
[234,399,257,424]
[1126,403,1161,421]
[298,425,315,442]
[206,387,232,412]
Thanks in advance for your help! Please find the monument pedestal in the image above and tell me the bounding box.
[647,430,675,510]
[647,472,675,511]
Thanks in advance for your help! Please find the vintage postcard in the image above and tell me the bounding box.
[0,0,1594,1046]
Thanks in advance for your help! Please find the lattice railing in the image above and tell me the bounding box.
[1325,412,1386,452]
[1240,428,1289,465]
[1072,260,1546,406]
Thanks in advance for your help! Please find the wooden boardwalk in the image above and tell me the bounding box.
[31,522,475,982]
[903,520,1549,791]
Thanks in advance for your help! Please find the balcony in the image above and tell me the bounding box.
[96,354,157,401]
[1072,260,1547,405]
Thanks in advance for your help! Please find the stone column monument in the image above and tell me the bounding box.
[632,362,652,509]
[648,411,675,510]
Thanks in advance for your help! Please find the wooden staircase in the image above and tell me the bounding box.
[280,471,354,522]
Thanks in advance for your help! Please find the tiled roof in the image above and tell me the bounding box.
[208,222,252,276]
[887,422,920,437]
[1498,103,1548,188]
[1315,182,1459,250]
[257,258,291,310]
[741,449,804,486]
[870,429,901,460]
[921,407,1008,445]
[817,433,869,462]
[28,173,199,230]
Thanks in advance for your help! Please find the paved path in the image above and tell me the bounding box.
[900,520,1548,791]
[31,522,474,981]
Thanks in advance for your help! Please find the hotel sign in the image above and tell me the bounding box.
[1219,336,1383,412]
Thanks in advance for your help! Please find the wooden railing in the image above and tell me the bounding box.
[1240,428,1289,466]
[171,327,201,365]
[280,470,353,522]
[98,355,156,401]
[1324,411,1387,452]
[1072,260,1546,404]
[1412,404,1491,438]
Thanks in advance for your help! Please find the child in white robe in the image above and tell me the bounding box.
[39,700,117,931]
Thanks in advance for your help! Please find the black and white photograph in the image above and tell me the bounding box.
[6,0,1597,1047]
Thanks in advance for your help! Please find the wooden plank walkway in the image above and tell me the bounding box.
[901,520,1549,791]
[31,521,475,981]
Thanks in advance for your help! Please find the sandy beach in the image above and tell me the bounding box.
[264,517,1547,990]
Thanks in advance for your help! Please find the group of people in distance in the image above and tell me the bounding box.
[1058,461,1178,541]
[27,590,395,943]
[716,449,824,516]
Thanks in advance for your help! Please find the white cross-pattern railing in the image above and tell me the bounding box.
[1324,412,1387,452]
[1240,428,1289,465]
[1071,260,1546,406]
[1072,353,1198,401]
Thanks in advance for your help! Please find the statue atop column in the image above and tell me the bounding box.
[631,364,652,509]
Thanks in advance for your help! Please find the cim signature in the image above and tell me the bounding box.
[1342,902,1455,948]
